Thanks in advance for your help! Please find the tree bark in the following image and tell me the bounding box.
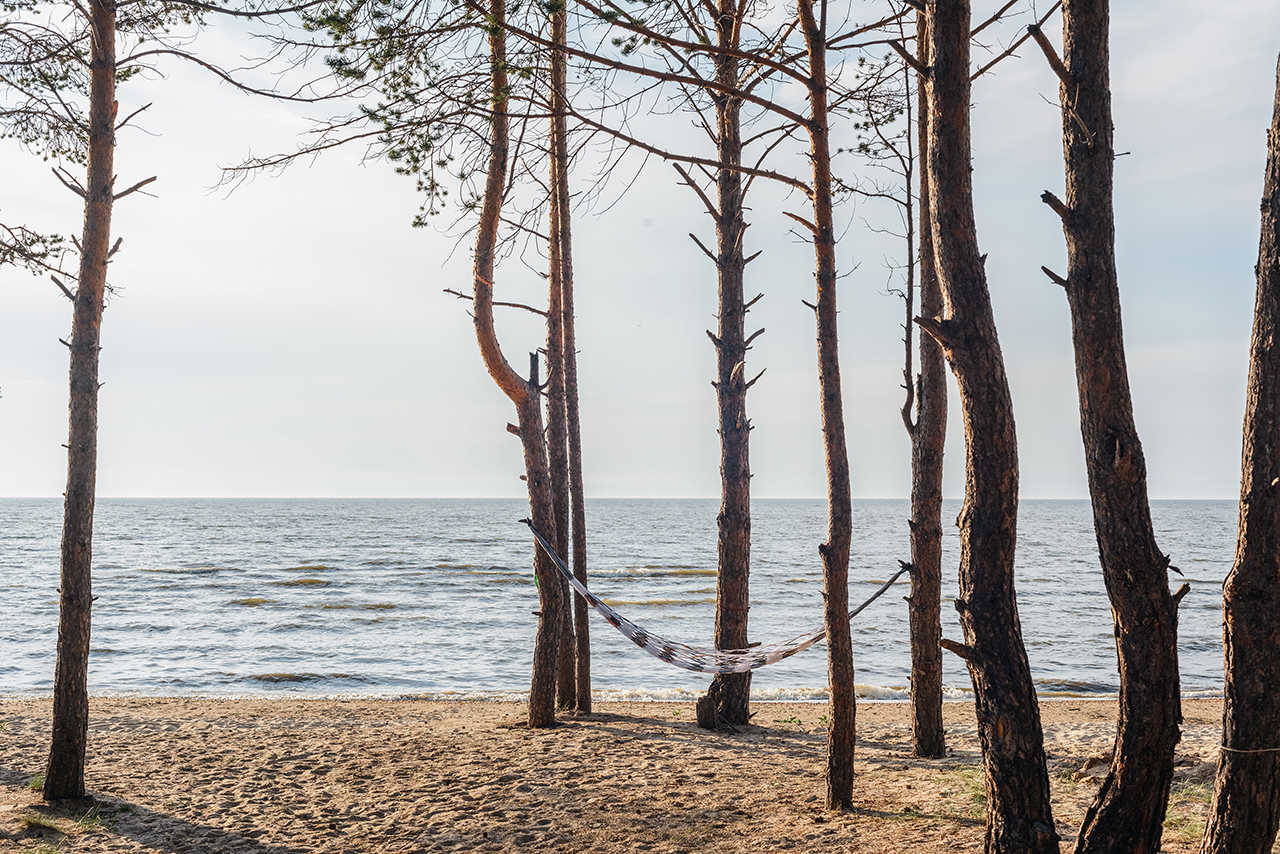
[551,0,592,715]
[1200,52,1280,854]
[797,0,855,811]
[921,2,1057,849]
[546,55,575,711]
[906,7,947,761]
[697,0,752,730]
[43,0,116,803]
[472,2,562,728]
[1037,4,1182,852]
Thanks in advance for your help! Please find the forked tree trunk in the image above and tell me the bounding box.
[473,3,562,728]
[43,0,116,803]
[1200,53,1280,854]
[797,0,855,810]
[906,8,947,760]
[550,0,592,715]
[1033,4,1181,851]
[546,86,575,712]
[697,0,752,729]
[921,1,1057,849]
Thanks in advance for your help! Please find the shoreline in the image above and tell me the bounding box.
[0,691,1225,703]
[0,697,1225,852]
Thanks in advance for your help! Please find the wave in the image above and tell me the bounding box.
[138,566,234,574]
[246,672,373,684]
[272,577,330,587]
[229,597,273,607]
[306,602,398,611]
[283,564,333,572]
[596,567,719,578]
[601,597,716,607]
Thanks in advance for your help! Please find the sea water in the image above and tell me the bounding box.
[0,498,1233,701]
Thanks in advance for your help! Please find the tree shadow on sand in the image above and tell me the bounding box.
[0,766,305,854]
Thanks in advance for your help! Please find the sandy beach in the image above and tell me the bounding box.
[0,697,1234,853]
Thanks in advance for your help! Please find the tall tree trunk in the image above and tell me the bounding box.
[1200,52,1280,854]
[1032,4,1182,851]
[551,0,592,715]
[921,2,1057,849]
[797,0,855,810]
[906,8,947,760]
[473,2,562,728]
[546,67,575,712]
[697,0,752,729]
[43,0,116,803]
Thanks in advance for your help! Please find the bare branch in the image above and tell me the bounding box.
[970,0,1063,81]
[1041,266,1068,288]
[113,175,156,201]
[51,167,85,198]
[443,287,547,317]
[1026,23,1071,88]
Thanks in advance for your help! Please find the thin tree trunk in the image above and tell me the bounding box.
[797,0,854,810]
[551,0,592,715]
[697,0,752,729]
[906,8,947,760]
[546,75,575,712]
[1200,52,1280,854]
[1033,4,1181,851]
[43,0,116,803]
[472,2,561,728]
[921,2,1057,849]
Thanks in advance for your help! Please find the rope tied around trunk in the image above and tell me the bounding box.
[521,519,909,675]
[1219,744,1280,754]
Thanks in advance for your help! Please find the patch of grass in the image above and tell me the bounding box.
[1163,782,1212,845]
[19,811,64,834]
[26,774,44,792]
[954,767,988,819]
[76,805,110,831]
[671,710,681,719]
[774,715,802,726]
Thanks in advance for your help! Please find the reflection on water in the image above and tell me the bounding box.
[0,498,1234,699]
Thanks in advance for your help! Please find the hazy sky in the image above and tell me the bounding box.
[2,3,1278,499]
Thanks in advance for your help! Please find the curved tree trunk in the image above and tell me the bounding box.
[44,0,116,802]
[1200,52,1280,854]
[696,0,752,730]
[550,0,592,715]
[921,2,1057,849]
[907,7,947,760]
[473,3,562,728]
[797,0,854,810]
[1034,4,1181,851]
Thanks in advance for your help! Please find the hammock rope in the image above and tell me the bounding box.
[521,520,910,674]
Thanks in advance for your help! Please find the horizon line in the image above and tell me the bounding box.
[0,494,1241,502]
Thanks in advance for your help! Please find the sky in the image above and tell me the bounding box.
[2,2,1279,500]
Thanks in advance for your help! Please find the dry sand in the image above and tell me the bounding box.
[0,697,1235,853]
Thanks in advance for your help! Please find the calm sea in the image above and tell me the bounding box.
[0,498,1234,701]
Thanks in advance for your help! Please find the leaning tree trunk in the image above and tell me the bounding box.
[473,1,562,728]
[921,1,1057,849]
[797,0,855,810]
[906,7,947,760]
[696,2,752,729]
[550,0,592,715]
[43,0,116,802]
[1030,4,1181,851]
[1200,52,1280,854]
[546,84,575,713]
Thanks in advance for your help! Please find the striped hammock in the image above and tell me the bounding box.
[523,520,909,674]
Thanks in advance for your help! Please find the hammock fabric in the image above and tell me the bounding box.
[523,520,910,675]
